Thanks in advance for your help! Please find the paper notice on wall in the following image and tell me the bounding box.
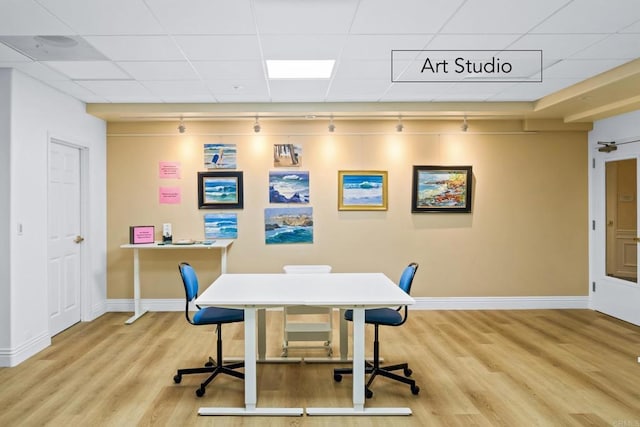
[159,161,181,179]
[159,186,181,204]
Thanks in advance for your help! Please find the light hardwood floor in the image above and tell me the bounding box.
[1,309,639,426]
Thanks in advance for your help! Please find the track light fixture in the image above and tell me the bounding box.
[461,115,468,132]
[396,116,403,132]
[597,141,617,153]
[177,117,186,133]
[328,116,336,133]
[253,116,261,133]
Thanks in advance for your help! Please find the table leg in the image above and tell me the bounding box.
[125,248,148,324]
[340,308,348,360]
[257,308,266,361]
[220,247,227,274]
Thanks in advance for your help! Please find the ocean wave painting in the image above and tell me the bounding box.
[264,207,313,244]
[204,143,237,169]
[204,213,238,239]
[417,170,468,208]
[269,170,309,203]
[339,171,387,210]
[204,178,238,203]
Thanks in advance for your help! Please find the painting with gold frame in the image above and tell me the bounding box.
[338,170,388,211]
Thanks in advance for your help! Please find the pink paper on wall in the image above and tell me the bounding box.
[159,187,181,204]
[159,161,181,179]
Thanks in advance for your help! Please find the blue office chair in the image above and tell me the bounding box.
[173,262,244,397]
[333,262,420,398]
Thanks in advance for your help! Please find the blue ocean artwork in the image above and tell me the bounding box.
[342,174,384,206]
[204,177,238,203]
[204,143,237,169]
[204,213,238,239]
[269,170,309,203]
[264,207,313,244]
[417,170,468,208]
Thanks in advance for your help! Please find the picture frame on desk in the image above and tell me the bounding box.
[411,165,473,213]
[129,225,155,244]
[198,171,244,209]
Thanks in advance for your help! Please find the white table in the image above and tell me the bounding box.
[194,272,415,416]
[119,240,233,324]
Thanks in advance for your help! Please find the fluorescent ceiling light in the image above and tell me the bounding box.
[266,60,335,79]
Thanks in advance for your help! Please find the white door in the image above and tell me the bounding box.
[592,144,640,326]
[48,141,83,336]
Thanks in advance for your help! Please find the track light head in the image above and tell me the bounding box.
[461,116,468,132]
[253,117,261,133]
[178,118,185,133]
[396,116,403,132]
[328,116,335,132]
[597,141,617,153]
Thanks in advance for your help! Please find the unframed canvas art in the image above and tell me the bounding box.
[269,170,309,203]
[204,213,238,239]
[204,143,237,169]
[264,207,313,244]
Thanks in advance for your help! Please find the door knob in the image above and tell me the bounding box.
[74,235,85,244]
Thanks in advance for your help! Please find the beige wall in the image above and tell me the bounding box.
[107,119,588,299]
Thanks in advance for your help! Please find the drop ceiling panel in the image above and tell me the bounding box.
[142,80,213,99]
[84,36,185,61]
[333,60,392,80]
[75,80,159,101]
[268,80,330,101]
[351,0,464,34]
[37,0,164,35]
[174,35,261,61]
[341,35,433,61]
[45,80,108,102]
[0,1,73,35]
[116,61,199,81]
[260,35,345,60]
[382,82,453,101]
[0,43,32,61]
[427,34,523,50]
[507,34,608,59]
[206,79,270,101]
[571,35,640,60]
[12,62,69,81]
[192,61,265,80]
[326,79,391,102]
[544,59,628,78]
[253,0,359,34]
[145,0,255,35]
[442,0,569,34]
[532,0,640,33]
[44,61,131,80]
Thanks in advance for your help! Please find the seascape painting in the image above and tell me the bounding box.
[204,143,237,169]
[204,213,238,239]
[264,207,313,244]
[274,143,302,167]
[411,166,472,213]
[198,171,244,209]
[269,170,309,203]
[338,170,388,211]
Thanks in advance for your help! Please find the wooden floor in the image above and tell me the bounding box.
[1,309,640,426]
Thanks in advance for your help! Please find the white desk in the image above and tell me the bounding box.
[194,272,415,416]
[119,240,233,324]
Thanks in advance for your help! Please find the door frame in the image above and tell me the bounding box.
[48,137,92,326]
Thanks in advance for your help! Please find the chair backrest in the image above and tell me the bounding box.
[178,262,199,303]
[398,262,418,295]
[283,264,332,274]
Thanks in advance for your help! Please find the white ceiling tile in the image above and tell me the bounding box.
[621,20,640,33]
[268,80,330,102]
[381,82,454,101]
[533,0,640,33]
[341,35,433,61]
[427,34,522,50]
[0,42,33,61]
[351,0,464,34]
[442,0,570,34]
[253,0,359,34]
[145,0,255,35]
[326,79,391,101]
[544,59,628,78]
[334,60,391,80]
[260,35,345,60]
[507,34,608,60]
[37,0,164,35]
[206,79,270,101]
[142,80,213,98]
[12,61,70,81]
[117,61,199,81]
[84,36,184,61]
[571,34,640,60]
[44,61,131,79]
[0,0,73,35]
[44,80,109,102]
[75,80,157,99]
[174,35,261,61]
[192,61,265,80]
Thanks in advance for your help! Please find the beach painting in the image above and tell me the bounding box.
[411,166,473,213]
[264,207,313,244]
[338,170,388,211]
[269,170,309,203]
[197,171,244,209]
[274,143,302,167]
[204,213,238,239]
[204,143,236,169]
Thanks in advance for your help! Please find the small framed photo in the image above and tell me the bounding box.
[129,225,155,244]
[338,170,388,211]
[198,171,244,209]
[412,165,473,213]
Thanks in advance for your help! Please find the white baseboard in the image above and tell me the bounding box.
[107,296,589,314]
[0,331,51,367]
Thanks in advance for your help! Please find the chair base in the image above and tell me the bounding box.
[174,359,245,397]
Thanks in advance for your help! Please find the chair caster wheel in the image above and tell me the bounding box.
[411,385,420,395]
[196,387,205,397]
[333,373,342,382]
[365,388,373,399]
[173,375,182,384]
[204,361,214,367]
[404,368,412,377]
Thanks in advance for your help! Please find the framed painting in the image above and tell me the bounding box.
[338,170,388,211]
[197,171,243,209]
[411,166,472,213]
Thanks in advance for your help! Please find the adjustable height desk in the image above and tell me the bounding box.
[195,272,415,416]
[119,240,233,324]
